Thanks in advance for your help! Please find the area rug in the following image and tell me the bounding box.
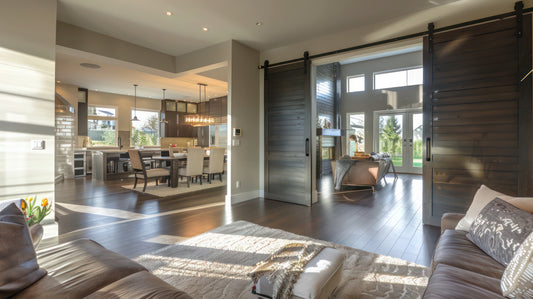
[122,179,226,197]
[136,221,429,298]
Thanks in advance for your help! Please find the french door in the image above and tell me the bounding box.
[374,109,422,174]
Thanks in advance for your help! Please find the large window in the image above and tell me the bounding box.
[347,75,365,92]
[131,109,160,146]
[88,106,117,146]
[347,113,365,156]
[374,67,423,89]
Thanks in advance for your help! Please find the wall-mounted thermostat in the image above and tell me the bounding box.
[233,128,241,136]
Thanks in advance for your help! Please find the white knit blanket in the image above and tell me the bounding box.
[136,221,429,298]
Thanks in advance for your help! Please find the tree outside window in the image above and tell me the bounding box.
[131,109,159,146]
[378,115,403,166]
[88,106,117,146]
[347,113,365,156]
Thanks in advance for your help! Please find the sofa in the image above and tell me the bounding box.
[9,238,192,298]
[0,200,191,299]
[423,212,506,298]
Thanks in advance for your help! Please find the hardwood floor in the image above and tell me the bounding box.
[50,173,440,266]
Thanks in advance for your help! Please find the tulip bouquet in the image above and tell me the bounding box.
[21,196,52,226]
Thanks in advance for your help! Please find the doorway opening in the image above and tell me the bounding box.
[314,44,423,196]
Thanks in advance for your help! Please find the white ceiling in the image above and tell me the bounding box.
[55,52,228,101]
[57,0,459,57]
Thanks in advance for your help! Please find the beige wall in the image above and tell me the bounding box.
[57,22,176,74]
[227,41,260,203]
[0,0,57,217]
[56,84,163,148]
[88,90,161,131]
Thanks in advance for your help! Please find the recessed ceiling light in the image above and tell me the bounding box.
[256,21,263,26]
[202,27,208,31]
[56,80,61,83]
[80,62,101,69]
[166,11,173,16]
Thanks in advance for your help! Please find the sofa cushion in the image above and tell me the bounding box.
[455,185,533,231]
[86,271,192,299]
[13,239,147,298]
[432,230,504,279]
[467,198,533,266]
[0,203,47,298]
[501,232,533,298]
[423,264,504,299]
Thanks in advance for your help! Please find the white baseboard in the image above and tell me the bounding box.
[259,190,265,198]
[226,190,260,204]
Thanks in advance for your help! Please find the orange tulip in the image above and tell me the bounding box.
[29,197,34,202]
[41,198,48,207]
[20,200,26,210]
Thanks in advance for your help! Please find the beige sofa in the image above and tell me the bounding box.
[331,159,390,191]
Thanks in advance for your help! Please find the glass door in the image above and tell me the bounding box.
[374,109,422,174]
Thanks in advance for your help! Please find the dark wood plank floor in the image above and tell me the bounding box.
[50,173,440,266]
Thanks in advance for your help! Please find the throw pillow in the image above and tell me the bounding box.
[456,185,533,231]
[467,198,533,266]
[501,232,533,298]
[0,203,46,297]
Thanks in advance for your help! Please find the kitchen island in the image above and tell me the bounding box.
[92,149,169,181]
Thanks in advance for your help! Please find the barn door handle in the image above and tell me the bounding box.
[426,137,431,162]
[305,138,310,156]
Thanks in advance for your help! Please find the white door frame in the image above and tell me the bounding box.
[373,108,422,174]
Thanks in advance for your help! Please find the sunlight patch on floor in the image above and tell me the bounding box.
[144,235,189,245]
[59,202,225,236]
[57,202,145,219]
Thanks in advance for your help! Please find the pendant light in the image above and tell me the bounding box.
[185,83,214,127]
[160,88,168,123]
[131,84,139,121]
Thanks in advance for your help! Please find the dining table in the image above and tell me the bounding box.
[151,154,226,188]
[151,155,187,188]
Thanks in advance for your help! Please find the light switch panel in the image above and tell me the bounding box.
[31,140,45,150]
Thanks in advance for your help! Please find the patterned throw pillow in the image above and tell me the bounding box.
[467,198,533,266]
[501,232,533,298]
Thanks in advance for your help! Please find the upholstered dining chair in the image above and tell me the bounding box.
[203,147,225,183]
[178,147,204,187]
[128,150,170,192]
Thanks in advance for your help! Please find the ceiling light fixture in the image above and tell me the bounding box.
[185,83,214,127]
[160,88,168,123]
[165,11,173,16]
[56,80,61,83]
[131,84,139,121]
[202,27,208,31]
[80,62,101,69]
[256,21,263,26]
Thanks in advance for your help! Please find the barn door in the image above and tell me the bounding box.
[423,16,532,226]
[264,59,312,206]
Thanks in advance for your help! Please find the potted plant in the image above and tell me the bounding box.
[21,196,52,226]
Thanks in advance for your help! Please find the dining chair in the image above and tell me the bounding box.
[203,147,225,183]
[128,150,170,192]
[178,147,204,187]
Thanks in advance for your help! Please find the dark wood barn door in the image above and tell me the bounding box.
[423,16,532,226]
[264,61,312,206]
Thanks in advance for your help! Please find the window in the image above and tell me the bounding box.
[347,113,365,156]
[131,109,160,146]
[374,67,423,89]
[347,75,365,92]
[88,106,117,146]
